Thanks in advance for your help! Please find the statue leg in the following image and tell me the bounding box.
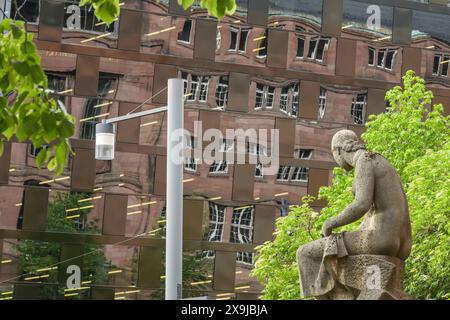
[296,237,328,298]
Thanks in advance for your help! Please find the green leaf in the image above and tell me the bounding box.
[12,60,29,76]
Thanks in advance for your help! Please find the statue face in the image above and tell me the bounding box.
[332,147,352,171]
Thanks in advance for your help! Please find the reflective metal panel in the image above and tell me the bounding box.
[117,9,143,51]
[367,88,388,118]
[299,81,320,119]
[275,117,295,157]
[213,251,236,291]
[402,47,422,76]
[253,205,276,244]
[248,0,269,26]
[116,102,141,144]
[22,186,49,232]
[322,0,343,36]
[228,73,251,113]
[308,168,329,207]
[232,164,255,202]
[152,64,178,104]
[194,19,218,61]
[102,194,128,236]
[74,55,100,97]
[137,246,163,288]
[91,286,115,300]
[38,0,64,42]
[183,199,204,241]
[267,29,288,69]
[153,155,167,196]
[393,8,412,45]
[335,38,357,76]
[70,147,96,193]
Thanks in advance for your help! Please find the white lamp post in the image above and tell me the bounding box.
[94,79,184,300]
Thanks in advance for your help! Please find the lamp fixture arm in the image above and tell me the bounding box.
[104,106,168,124]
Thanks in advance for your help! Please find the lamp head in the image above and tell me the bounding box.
[95,121,115,160]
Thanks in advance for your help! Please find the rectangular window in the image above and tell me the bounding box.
[256,30,268,58]
[202,203,226,258]
[188,75,199,101]
[291,84,299,117]
[178,19,192,43]
[255,84,264,109]
[351,94,367,125]
[184,157,198,172]
[385,49,396,70]
[297,37,305,58]
[239,29,249,52]
[280,87,289,113]
[291,167,309,182]
[266,86,275,108]
[215,76,229,109]
[276,166,291,181]
[368,47,375,66]
[198,76,210,102]
[442,56,450,76]
[307,37,329,62]
[209,160,228,174]
[432,54,441,75]
[319,87,327,119]
[230,206,254,265]
[219,139,234,152]
[377,49,386,68]
[298,149,313,159]
[229,27,238,50]
[255,163,263,178]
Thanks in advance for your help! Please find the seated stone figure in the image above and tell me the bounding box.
[297,130,413,300]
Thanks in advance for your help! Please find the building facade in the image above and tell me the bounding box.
[0,0,449,300]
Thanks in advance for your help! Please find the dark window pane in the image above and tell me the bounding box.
[368,47,375,65]
[385,50,395,70]
[442,56,449,76]
[297,38,305,58]
[432,55,440,74]
[239,30,249,52]
[230,29,238,50]
[307,39,317,58]
[177,20,192,42]
[377,50,385,67]
[316,39,329,61]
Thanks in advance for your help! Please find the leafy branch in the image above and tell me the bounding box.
[0,19,75,174]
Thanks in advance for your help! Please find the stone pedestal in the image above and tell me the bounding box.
[322,255,414,300]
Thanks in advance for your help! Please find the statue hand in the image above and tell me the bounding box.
[321,219,335,238]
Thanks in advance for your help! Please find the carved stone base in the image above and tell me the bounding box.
[319,255,414,300]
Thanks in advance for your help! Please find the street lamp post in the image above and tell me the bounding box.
[94,79,184,300]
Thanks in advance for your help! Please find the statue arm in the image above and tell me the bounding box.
[330,158,375,229]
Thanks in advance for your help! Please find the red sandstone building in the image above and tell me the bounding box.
[0,0,449,300]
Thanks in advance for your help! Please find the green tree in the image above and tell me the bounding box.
[81,0,236,25]
[0,19,75,175]
[16,192,109,299]
[252,71,450,300]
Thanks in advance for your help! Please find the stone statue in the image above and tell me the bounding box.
[297,130,413,300]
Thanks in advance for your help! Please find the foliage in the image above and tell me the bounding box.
[403,141,450,299]
[252,71,450,300]
[0,19,75,175]
[79,0,120,25]
[16,192,109,298]
[84,0,236,24]
[179,0,236,18]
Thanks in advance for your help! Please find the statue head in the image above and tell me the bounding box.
[331,130,365,171]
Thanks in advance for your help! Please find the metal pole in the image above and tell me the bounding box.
[165,78,184,300]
